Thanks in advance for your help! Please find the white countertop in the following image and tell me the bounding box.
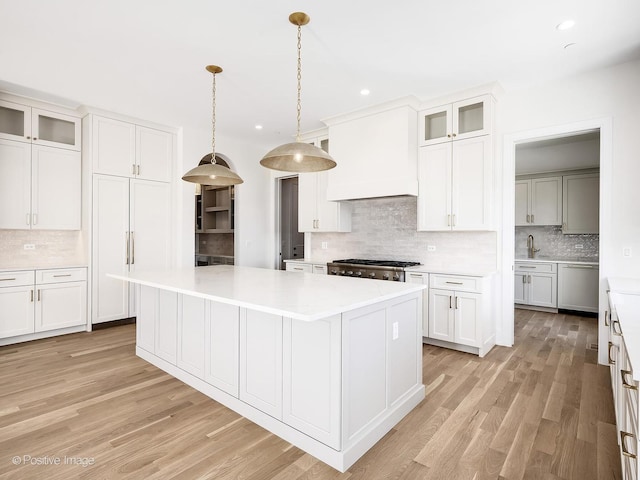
[110,265,425,322]
[609,277,640,295]
[515,257,599,266]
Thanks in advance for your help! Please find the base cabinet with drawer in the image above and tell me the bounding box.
[426,273,495,357]
[0,267,87,344]
[558,263,599,313]
[514,262,557,308]
[284,261,327,275]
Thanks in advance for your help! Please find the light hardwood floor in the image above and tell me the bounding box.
[0,309,621,480]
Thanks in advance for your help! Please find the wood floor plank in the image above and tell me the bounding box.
[0,310,622,479]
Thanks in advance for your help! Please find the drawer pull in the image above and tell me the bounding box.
[445,281,463,285]
[621,370,638,390]
[608,342,615,365]
[566,264,595,269]
[53,274,72,278]
[0,278,17,281]
[612,320,623,336]
[621,431,637,459]
[518,266,537,269]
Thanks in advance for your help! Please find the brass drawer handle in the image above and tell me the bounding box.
[445,281,463,285]
[53,274,72,277]
[621,431,637,459]
[608,342,615,365]
[612,320,623,336]
[621,370,638,390]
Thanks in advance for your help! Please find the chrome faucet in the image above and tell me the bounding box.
[527,234,540,258]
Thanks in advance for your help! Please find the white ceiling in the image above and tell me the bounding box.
[1,0,639,148]
[515,131,600,175]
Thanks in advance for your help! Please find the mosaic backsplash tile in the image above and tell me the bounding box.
[515,225,599,259]
[309,196,497,272]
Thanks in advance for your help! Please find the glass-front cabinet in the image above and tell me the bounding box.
[0,100,81,151]
[419,95,491,147]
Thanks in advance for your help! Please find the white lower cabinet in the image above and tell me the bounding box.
[283,315,341,449]
[0,268,87,343]
[514,262,557,308]
[427,274,494,357]
[177,295,206,378]
[239,309,283,420]
[285,261,327,274]
[206,302,239,397]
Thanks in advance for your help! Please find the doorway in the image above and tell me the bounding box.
[277,176,304,270]
[501,117,613,365]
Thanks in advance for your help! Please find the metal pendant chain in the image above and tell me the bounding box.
[211,71,217,165]
[296,24,302,142]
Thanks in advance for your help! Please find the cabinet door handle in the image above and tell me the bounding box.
[447,214,451,226]
[621,370,638,390]
[126,232,130,265]
[612,320,623,336]
[608,341,615,364]
[137,165,140,176]
[32,213,37,225]
[131,231,135,265]
[526,214,530,223]
[531,214,535,223]
[452,214,456,227]
[456,296,460,309]
[30,289,34,302]
[0,278,17,281]
[621,431,637,459]
[522,275,526,284]
[449,295,452,309]
[26,213,30,226]
[447,134,452,138]
[451,133,457,138]
[605,310,610,327]
[37,289,40,302]
[132,164,136,175]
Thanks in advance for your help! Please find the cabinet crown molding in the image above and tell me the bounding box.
[417,82,503,111]
[322,95,420,127]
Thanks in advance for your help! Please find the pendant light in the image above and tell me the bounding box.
[182,65,244,186]
[260,12,336,173]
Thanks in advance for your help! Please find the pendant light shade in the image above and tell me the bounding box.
[260,12,336,173]
[182,65,244,186]
[260,141,336,172]
[182,154,244,186]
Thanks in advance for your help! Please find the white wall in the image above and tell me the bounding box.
[496,57,640,360]
[178,124,273,268]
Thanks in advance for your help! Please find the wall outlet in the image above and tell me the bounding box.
[392,322,399,340]
[623,247,632,257]
[575,244,583,249]
[321,242,328,250]
[23,244,35,250]
[427,245,436,252]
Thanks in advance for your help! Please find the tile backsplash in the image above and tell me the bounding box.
[0,230,86,269]
[309,196,497,272]
[515,226,599,259]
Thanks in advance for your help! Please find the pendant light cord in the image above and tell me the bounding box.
[296,23,302,142]
[211,71,217,165]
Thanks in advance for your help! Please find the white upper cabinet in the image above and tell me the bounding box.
[515,176,562,226]
[89,115,174,182]
[419,95,492,147]
[298,136,351,232]
[418,136,492,231]
[562,173,599,234]
[0,139,81,230]
[325,98,418,201]
[0,100,81,151]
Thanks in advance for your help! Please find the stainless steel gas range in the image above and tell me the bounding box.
[327,259,421,282]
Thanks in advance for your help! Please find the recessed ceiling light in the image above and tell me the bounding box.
[564,43,577,49]
[255,124,263,130]
[360,89,370,96]
[556,20,575,31]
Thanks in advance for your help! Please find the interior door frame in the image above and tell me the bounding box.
[500,117,613,365]
[274,175,300,270]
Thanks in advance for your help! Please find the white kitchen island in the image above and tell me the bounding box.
[110,265,426,472]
